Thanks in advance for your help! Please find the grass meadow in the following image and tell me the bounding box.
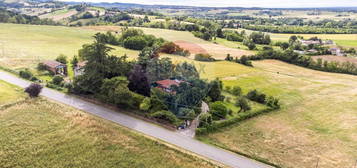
[198,60,357,168]
[0,80,216,168]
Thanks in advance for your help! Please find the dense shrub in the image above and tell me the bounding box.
[249,32,271,45]
[19,69,33,79]
[208,79,224,102]
[123,36,148,50]
[231,86,242,96]
[247,89,266,104]
[149,97,168,113]
[243,39,256,50]
[223,30,244,42]
[160,42,190,56]
[150,110,179,124]
[37,63,47,71]
[25,83,43,98]
[209,101,228,120]
[52,75,64,85]
[198,113,213,128]
[266,96,280,109]
[56,54,67,64]
[139,97,151,112]
[238,56,253,66]
[196,108,275,135]
[177,108,196,120]
[30,76,39,82]
[99,76,144,109]
[194,53,215,62]
[235,97,251,112]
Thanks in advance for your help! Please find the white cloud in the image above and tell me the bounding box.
[59,0,357,8]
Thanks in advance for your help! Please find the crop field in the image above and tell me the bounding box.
[198,60,357,168]
[0,83,216,168]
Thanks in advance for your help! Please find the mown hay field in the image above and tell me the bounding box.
[198,60,357,168]
[0,80,216,168]
[0,80,25,105]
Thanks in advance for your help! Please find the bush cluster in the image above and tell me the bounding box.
[194,53,215,62]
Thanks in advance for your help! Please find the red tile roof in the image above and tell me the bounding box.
[42,60,65,68]
[156,79,182,89]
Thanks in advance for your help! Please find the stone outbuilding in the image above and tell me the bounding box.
[42,60,67,76]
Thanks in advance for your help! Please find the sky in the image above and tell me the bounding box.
[59,0,357,8]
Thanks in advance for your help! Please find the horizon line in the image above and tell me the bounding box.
[59,0,357,9]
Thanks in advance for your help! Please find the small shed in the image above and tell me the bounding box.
[42,60,67,76]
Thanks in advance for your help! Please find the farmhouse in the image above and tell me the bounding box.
[300,39,321,46]
[329,47,344,56]
[153,79,184,93]
[323,40,334,45]
[42,60,67,76]
[293,50,305,55]
[307,49,318,54]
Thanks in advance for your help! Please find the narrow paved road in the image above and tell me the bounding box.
[0,71,272,168]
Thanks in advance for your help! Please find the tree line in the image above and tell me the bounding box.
[66,33,228,127]
[0,9,61,25]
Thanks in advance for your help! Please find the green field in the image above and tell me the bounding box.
[0,81,216,168]
[0,24,138,70]
[198,60,357,168]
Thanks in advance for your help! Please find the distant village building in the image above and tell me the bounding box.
[323,40,334,45]
[42,60,67,76]
[307,49,318,54]
[153,79,184,93]
[329,47,344,56]
[293,50,306,55]
[74,61,87,76]
[300,39,321,46]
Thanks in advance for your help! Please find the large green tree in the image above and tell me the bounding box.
[73,33,132,94]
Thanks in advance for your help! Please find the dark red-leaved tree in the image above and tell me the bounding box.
[128,65,151,97]
[25,83,43,98]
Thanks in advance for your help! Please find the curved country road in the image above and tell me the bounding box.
[0,71,272,168]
